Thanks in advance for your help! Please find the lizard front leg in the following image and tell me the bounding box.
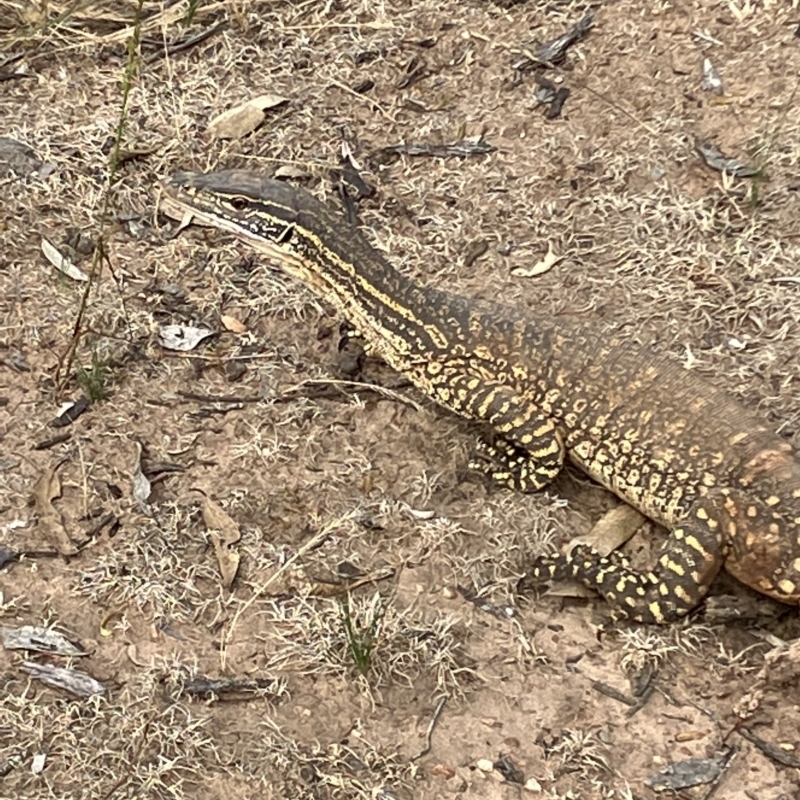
[436,376,565,492]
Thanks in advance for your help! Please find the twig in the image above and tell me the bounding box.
[143,19,228,63]
[55,1,144,393]
[580,82,659,137]
[412,695,448,761]
[220,511,360,671]
[326,75,395,121]
[177,390,262,404]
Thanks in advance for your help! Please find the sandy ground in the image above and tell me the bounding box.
[2,1,800,798]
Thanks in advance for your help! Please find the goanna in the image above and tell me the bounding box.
[161,169,800,624]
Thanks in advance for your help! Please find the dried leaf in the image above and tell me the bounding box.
[220,314,247,333]
[209,532,241,589]
[32,463,77,556]
[0,545,18,568]
[99,608,124,637]
[0,625,85,656]
[534,11,594,64]
[645,750,733,791]
[126,643,148,667]
[0,135,43,176]
[513,11,594,70]
[273,164,311,179]
[206,94,289,140]
[340,154,375,199]
[511,244,563,277]
[696,140,759,178]
[20,661,106,697]
[463,239,489,268]
[131,442,151,513]
[201,496,241,589]
[545,505,648,601]
[341,139,363,171]
[51,396,90,428]
[545,87,570,119]
[41,237,89,282]
[534,74,557,104]
[701,57,723,94]
[182,675,283,699]
[158,324,214,351]
[575,504,646,557]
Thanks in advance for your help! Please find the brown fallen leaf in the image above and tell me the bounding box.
[201,495,241,589]
[578,504,647,556]
[546,504,646,601]
[220,314,247,333]
[32,463,77,556]
[206,94,289,140]
[126,643,148,667]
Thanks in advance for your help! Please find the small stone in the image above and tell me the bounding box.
[430,763,456,779]
[524,777,542,792]
[476,759,494,773]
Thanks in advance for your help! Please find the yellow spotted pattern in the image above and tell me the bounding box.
[164,169,800,623]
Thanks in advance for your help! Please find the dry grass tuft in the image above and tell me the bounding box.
[1,663,221,798]
[262,590,471,694]
[249,719,420,800]
[546,727,612,778]
[76,501,222,614]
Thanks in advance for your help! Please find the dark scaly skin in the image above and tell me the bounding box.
[161,170,800,624]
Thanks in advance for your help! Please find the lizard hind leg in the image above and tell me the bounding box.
[527,494,731,624]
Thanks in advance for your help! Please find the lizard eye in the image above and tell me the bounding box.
[229,196,249,211]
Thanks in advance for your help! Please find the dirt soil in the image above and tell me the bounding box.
[2,1,800,798]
